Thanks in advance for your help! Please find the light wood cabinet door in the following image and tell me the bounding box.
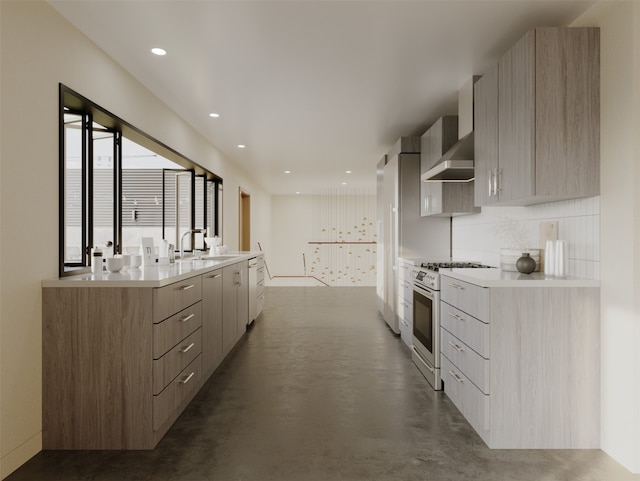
[489,27,600,206]
[534,27,600,199]
[498,29,536,204]
[236,260,249,338]
[222,264,239,355]
[202,269,223,378]
[474,64,499,206]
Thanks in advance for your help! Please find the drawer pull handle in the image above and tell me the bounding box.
[207,273,222,279]
[180,342,195,353]
[450,283,465,290]
[180,313,195,323]
[179,372,195,384]
[448,341,464,352]
[448,312,464,321]
[181,284,195,291]
[448,370,464,383]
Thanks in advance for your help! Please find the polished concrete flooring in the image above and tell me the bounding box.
[8,287,639,481]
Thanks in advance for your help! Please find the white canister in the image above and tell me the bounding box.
[555,240,567,277]
[544,240,555,276]
[91,247,103,274]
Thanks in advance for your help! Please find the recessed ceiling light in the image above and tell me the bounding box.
[151,47,167,56]
[284,170,291,174]
[295,191,301,194]
[237,144,246,149]
[342,182,347,185]
[346,170,352,174]
[209,113,220,118]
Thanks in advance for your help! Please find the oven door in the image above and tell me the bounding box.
[412,282,440,370]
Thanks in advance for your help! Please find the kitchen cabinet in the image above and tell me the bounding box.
[439,272,600,448]
[248,255,265,324]
[42,257,253,450]
[397,259,414,348]
[475,27,600,206]
[420,117,478,217]
[202,269,223,378]
[473,64,499,207]
[222,260,249,355]
[43,276,205,449]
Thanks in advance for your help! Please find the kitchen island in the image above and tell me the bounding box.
[41,252,263,450]
[438,268,599,449]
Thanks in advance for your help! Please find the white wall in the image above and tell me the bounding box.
[453,197,600,278]
[271,192,377,286]
[0,2,270,478]
[570,1,640,473]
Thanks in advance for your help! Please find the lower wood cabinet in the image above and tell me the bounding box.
[42,258,253,450]
[439,273,600,449]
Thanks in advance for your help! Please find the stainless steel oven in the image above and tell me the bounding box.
[411,262,492,391]
[412,268,442,390]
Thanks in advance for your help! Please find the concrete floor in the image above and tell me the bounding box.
[8,287,639,481]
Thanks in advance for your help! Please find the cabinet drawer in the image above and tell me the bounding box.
[153,276,202,322]
[441,328,490,394]
[401,279,413,304]
[441,354,490,435]
[153,328,202,395]
[440,302,489,358]
[257,292,265,315]
[399,317,413,348]
[153,302,202,358]
[440,275,489,321]
[153,355,202,431]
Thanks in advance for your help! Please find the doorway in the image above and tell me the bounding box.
[239,188,251,251]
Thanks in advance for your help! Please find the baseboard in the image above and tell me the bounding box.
[1,431,42,480]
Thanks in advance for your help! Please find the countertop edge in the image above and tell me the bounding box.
[439,268,600,288]
[42,252,263,288]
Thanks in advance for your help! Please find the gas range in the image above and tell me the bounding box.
[414,261,493,291]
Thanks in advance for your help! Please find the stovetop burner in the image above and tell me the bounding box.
[420,261,492,272]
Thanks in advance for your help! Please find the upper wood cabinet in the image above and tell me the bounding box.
[474,64,499,206]
[474,27,600,206]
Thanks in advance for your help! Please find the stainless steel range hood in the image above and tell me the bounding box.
[421,132,475,182]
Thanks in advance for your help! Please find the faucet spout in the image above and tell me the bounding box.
[179,228,205,259]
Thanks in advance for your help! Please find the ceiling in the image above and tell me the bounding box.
[49,0,595,195]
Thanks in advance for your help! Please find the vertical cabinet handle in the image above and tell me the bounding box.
[488,168,493,197]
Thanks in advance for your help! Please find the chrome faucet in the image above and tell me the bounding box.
[179,228,205,259]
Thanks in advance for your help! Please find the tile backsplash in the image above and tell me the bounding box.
[451,196,600,279]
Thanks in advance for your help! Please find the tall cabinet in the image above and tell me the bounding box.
[474,27,600,206]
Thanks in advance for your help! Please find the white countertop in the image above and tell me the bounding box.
[439,267,600,288]
[42,252,263,288]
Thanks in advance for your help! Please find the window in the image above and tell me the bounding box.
[59,84,223,276]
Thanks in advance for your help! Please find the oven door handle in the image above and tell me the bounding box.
[412,347,435,373]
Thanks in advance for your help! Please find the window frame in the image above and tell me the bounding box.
[59,84,223,276]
